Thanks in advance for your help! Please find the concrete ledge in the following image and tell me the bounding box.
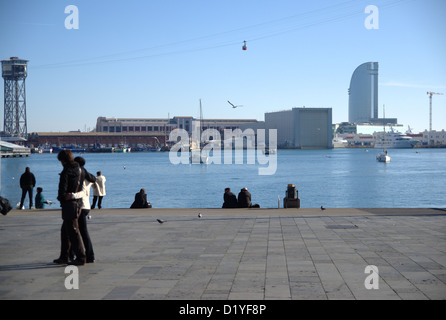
[7,207,446,217]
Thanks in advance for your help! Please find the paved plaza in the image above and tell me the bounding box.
[0,207,445,300]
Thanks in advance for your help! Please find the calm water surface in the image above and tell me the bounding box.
[1,148,445,209]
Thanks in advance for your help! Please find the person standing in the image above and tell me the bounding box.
[19,167,36,209]
[72,157,97,263]
[91,171,106,209]
[53,150,86,266]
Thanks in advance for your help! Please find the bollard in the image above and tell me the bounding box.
[283,184,300,208]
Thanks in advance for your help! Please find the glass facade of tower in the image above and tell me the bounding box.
[348,62,378,123]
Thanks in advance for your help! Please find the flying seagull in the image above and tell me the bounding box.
[198,213,202,218]
[320,205,326,211]
[156,219,165,224]
[228,101,243,108]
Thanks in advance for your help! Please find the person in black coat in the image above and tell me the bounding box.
[222,187,238,208]
[130,189,152,208]
[238,187,260,208]
[19,167,36,209]
[237,187,252,208]
[53,150,86,266]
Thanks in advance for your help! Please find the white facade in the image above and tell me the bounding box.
[422,130,446,146]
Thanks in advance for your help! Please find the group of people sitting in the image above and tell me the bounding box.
[129,187,259,209]
[223,187,260,208]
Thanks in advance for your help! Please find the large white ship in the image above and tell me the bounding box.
[374,128,419,149]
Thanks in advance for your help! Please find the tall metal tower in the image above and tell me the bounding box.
[427,91,443,132]
[2,57,28,139]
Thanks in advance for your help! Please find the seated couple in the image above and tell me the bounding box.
[222,187,260,208]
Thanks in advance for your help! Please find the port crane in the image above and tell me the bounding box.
[427,91,443,132]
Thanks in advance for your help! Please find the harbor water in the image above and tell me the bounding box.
[1,148,445,209]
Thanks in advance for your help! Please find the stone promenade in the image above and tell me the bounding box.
[0,207,445,300]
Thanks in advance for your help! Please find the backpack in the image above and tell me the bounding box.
[0,196,13,216]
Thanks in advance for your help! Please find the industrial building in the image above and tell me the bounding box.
[262,107,333,149]
[95,116,261,136]
[422,129,446,147]
[28,117,262,149]
[29,109,332,150]
[27,131,164,150]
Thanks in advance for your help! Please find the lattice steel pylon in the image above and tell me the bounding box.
[2,57,28,139]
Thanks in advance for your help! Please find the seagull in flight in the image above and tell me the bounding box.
[156,219,165,224]
[228,101,243,108]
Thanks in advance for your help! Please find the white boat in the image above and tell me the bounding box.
[376,150,391,163]
[374,128,419,149]
[190,151,209,164]
[37,144,53,153]
[332,137,348,148]
[115,145,131,152]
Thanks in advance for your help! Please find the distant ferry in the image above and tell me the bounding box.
[374,129,419,149]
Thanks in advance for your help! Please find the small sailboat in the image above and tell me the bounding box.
[190,99,209,164]
[376,149,391,162]
[376,105,391,163]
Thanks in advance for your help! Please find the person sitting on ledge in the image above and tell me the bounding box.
[222,187,238,208]
[130,188,152,209]
[35,187,53,209]
[238,187,260,208]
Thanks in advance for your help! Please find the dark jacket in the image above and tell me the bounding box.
[130,191,151,209]
[222,191,238,208]
[58,161,84,202]
[20,170,36,188]
[83,168,96,184]
[237,189,252,208]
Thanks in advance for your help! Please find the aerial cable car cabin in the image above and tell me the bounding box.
[242,40,247,50]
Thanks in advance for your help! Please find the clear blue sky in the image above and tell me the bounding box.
[1,0,445,133]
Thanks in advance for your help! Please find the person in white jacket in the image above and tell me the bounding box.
[72,157,96,263]
[91,171,106,209]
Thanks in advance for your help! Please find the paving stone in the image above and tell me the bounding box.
[0,208,445,300]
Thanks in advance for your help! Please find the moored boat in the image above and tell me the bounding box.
[374,128,419,149]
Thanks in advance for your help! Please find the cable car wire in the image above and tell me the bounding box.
[32,0,413,70]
